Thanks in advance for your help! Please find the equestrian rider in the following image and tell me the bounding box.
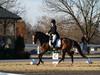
[48,19,60,49]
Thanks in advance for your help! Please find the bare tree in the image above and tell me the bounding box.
[0,0,25,15]
[0,0,17,8]
[33,16,82,42]
[33,16,51,32]
[44,0,100,43]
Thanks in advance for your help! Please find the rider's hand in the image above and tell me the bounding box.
[46,33,49,36]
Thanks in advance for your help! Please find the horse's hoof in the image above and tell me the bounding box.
[71,63,73,66]
[86,61,93,64]
[36,63,40,66]
[58,61,61,64]
[36,64,39,66]
[58,62,60,64]
[41,61,44,64]
[58,59,63,64]
[86,58,93,64]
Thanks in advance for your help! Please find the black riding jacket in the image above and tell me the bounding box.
[48,24,60,39]
[48,24,57,34]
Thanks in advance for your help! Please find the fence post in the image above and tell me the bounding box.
[52,51,59,64]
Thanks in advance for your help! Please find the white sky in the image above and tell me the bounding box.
[13,0,67,26]
[17,0,46,25]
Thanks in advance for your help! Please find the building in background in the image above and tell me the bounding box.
[0,6,21,36]
[0,6,21,48]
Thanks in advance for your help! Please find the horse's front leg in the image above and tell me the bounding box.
[37,54,42,65]
[37,53,44,65]
[37,50,47,65]
[58,49,66,64]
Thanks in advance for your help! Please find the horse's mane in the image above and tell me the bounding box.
[35,31,49,43]
[35,31,47,36]
[35,31,49,38]
[35,31,45,35]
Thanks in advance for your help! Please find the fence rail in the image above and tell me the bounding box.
[25,44,37,51]
[87,44,100,48]
[25,44,100,51]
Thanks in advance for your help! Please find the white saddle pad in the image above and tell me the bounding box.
[55,39,61,48]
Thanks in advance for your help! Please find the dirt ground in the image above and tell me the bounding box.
[0,61,100,75]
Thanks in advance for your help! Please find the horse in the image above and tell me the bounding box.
[32,31,92,65]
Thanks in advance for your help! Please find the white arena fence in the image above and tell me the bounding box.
[25,44,100,54]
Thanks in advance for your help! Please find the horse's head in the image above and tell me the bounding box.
[32,31,49,45]
[32,32,39,44]
[32,35,36,44]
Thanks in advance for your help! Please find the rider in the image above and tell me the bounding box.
[48,19,60,49]
[81,34,88,54]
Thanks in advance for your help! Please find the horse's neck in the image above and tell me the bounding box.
[39,34,49,42]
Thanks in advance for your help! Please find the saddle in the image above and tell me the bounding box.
[49,34,61,48]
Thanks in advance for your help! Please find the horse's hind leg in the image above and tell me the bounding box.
[67,51,74,65]
[58,49,66,64]
[74,42,92,64]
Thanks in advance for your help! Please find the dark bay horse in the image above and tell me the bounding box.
[32,31,92,65]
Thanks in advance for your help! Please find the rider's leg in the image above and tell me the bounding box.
[52,34,57,48]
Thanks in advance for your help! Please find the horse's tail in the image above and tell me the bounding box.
[73,41,88,58]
